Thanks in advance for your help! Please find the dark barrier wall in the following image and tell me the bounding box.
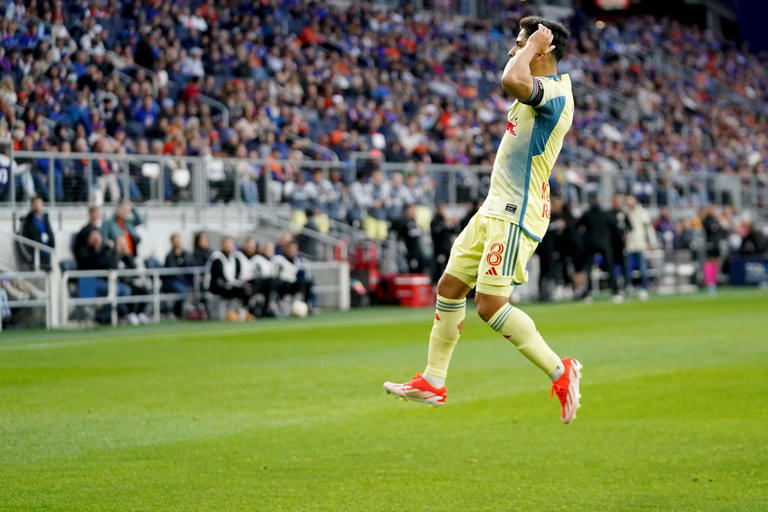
[729,257,768,286]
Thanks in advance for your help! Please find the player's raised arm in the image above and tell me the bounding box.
[501,23,556,103]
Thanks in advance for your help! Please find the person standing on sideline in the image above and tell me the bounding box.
[577,193,621,302]
[625,195,656,300]
[430,203,458,283]
[609,194,631,294]
[163,233,196,317]
[701,205,725,295]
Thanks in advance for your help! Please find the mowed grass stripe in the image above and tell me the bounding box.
[0,288,766,511]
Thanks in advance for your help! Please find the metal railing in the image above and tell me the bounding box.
[3,150,767,216]
[0,270,51,331]
[60,267,205,327]
[0,231,58,273]
[197,95,230,129]
[60,262,350,327]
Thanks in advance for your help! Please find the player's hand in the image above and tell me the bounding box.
[527,24,555,56]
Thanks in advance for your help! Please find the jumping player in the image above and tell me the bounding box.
[384,17,581,423]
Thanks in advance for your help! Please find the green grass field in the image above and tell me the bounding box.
[1,289,767,511]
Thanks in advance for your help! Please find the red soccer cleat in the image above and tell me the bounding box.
[383,373,446,406]
[551,358,582,424]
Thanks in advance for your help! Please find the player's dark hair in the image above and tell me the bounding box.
[519,16,570,62]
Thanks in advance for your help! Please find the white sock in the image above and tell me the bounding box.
[549,362,565,381]
[423,372,445,388]
[487,303,563,378]
[423,295,466,384]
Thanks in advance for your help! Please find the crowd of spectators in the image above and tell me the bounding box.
[536,193,768,302]
[1,0,766,211]
[3,1,768,326]
[206,234,314,319]
[560,14,768,205]
[8,196,314,325]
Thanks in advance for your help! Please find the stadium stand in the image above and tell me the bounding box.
[0,0,766,329]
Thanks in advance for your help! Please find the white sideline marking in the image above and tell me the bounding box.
[0,311,428,352]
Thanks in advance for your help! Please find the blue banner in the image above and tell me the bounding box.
[729,257,768,286]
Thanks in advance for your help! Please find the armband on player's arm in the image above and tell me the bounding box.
[521,78,544,107]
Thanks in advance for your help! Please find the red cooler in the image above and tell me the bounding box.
[392,274,434,307]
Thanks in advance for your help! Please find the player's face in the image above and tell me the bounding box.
[508,29,529,58]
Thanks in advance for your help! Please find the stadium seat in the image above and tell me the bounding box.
[59,260,77,273]
[144,257,162,269]
[78,278,100,299]
[363,216,389,240]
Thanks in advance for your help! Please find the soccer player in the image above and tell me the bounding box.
[383,18,582,423]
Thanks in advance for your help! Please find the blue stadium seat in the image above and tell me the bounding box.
[144,257,162,269]
[78,278,100,299]
[59,260,77,273]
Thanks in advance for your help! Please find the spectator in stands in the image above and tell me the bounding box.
[75,229,132,323]
[430,203,457,283]
[206,236,253,309]
[738,217,768,256]
[253,242,278,281]
[283,169,312,225]
[387,171,414,223]
[192,231,212,267]
[114,236,150,325]
[395,204,425,274]
[348,172,372,230]
[239,237,276,318]
[328,173,353,225]
[0,274,47,328]
[306,168,335,216]
[101,200,142,256]
[673,218,697,251]
[271,240,314,307]
[577,193,621,302]
[19,196,55,270]
[297,209,324,260]
[74,205,102,264]
[368,169,390,224]
[237,150,260,205]
[4,0,768,295]
[404,172,429,206]
[0,152,33,202]
[76,230,115,272]
[163,233,195,318]
[654,206,676,250]
[625,195,657,300]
